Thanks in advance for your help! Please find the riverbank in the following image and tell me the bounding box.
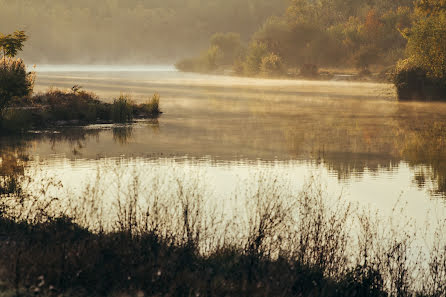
[0,216,375,297]
[175,64,392,83]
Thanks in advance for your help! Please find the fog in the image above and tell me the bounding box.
[0,0,286,64]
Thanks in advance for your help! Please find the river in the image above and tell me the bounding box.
[2,65,446,238]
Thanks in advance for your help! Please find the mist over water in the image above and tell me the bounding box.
[13,66,442,226]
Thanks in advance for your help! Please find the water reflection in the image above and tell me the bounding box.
[2,69,441,201]
[113,126,133,145]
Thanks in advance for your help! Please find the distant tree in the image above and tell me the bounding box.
[405,0,446,79]
[209,32,242,65]
[244,41,268,75]
[0,30,28,60]
[393,0,446,100]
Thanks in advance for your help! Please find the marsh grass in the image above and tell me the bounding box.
[112,95,133,123]
[0,169,446,296]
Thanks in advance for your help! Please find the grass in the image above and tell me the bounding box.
[0,88,162,134]
[0,169,446,297]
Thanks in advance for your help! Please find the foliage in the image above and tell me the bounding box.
[244,41,268,75]
[0,30,27,59]
[393,59,446,101]
[0,172,446,296]
[0,89,162,133]
[204,45,223,71]
[176,0,414,77]
[260,52,285,76]
[0,58,34,114]
[393,0,446,101]
[405,1,446,79]
[210,32,243,65]
[32,88,110,124]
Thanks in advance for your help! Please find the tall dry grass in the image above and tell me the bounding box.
[0,168,446,296]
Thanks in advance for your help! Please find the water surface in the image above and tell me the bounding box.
[2,66,446,228]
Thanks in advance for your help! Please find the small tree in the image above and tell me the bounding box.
[0,31,28,60]
[0,30,33,114]
[405,1,446,79]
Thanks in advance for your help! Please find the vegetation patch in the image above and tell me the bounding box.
[0,89,162,134]
[393,1,446,101]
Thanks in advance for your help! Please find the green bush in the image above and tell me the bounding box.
[0,58,34,113]
[244,41,268,75]
[112,94,133,122]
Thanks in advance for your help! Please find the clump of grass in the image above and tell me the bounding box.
[112,94,133,123]
[143,93,160,115]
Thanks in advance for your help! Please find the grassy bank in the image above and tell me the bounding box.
[0,89,161,134]
[1,169,446,297]
[0,217,385,297]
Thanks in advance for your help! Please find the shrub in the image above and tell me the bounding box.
[244,41,268,75]
[33,88,108,123]
[204,45,223,71]
[209,32,242,65]
[393,59,446,101]
[0,58,34,114]
[112,94,133,122]
[260,53,285,76]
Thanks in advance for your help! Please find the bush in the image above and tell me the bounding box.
[393,59,446,101]
[33,88,110,123]
[209,32,242,65]
[260,52,285,76]
[112,94,133,122]
[0,58,34,113]
[244,41,269,75]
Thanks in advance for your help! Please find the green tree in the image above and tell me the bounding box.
[0,31,33,114]
[0,31,28,59]
[244,41,268,75]
[405,0,446,79]
[209,32,242,65]
[393,0,446,100]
